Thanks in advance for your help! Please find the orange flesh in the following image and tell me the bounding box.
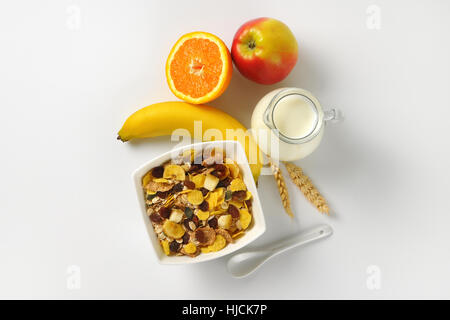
[169,38,223,98]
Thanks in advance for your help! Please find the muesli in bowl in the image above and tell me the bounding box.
[142,147,253,257]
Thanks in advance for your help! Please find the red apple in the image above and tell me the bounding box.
[231,17,298,85]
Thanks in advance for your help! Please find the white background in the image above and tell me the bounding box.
[1,0,449,299]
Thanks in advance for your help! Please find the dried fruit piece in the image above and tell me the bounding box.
[184,207,194,219]
[198,200,209,211]
[200,187,209,196]
[190,174,206,189]
[153,178,170,183]
[169,209,184,223]
[187,190,204,205]
[218,214,232,229]
[159,207,171,219]
[156,191,170,199]
[169,240,180,252]
[183,219,190,230]
[203,174,219,191]
[212,164,229,179]
[150,213,163,224]
[225,190,232,201]
[161,240,170,255]
[196,210,210,221]
[239,208,252,230]
[208,217,218,229]
[163,220,185,239]
[245,191,252,200]
[172,183,184,193]
[216,228,233,243]
[230,178,246,192]
[194,227,216,246]
[232,190,247,201]
[183,180,196,190]
[218,177,232,188]
[163,164,186,181]
[182,232,190,244]
[183,242,197,254]
[188,164,203,173]
[152,166,164,178]
[228,204,240,219]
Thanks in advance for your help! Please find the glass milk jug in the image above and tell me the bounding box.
[251,87,340,161]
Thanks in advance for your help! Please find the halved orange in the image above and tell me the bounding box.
[166,32,232,104]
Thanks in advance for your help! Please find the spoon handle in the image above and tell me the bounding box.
[267,224,333,256]
[226,224,333,278]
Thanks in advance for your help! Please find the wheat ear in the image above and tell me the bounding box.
[283,162,330,215]
[270,161,294,217]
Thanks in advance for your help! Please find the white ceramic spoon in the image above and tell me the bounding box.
[227,224,333,278]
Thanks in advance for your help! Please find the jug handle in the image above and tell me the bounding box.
[323,108,343,124]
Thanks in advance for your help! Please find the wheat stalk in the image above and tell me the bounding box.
[284,162,330,215]
[270,161,294,218]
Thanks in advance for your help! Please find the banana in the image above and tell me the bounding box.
[117,101,263,182]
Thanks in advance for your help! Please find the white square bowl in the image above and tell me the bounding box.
[132,140,266,264]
